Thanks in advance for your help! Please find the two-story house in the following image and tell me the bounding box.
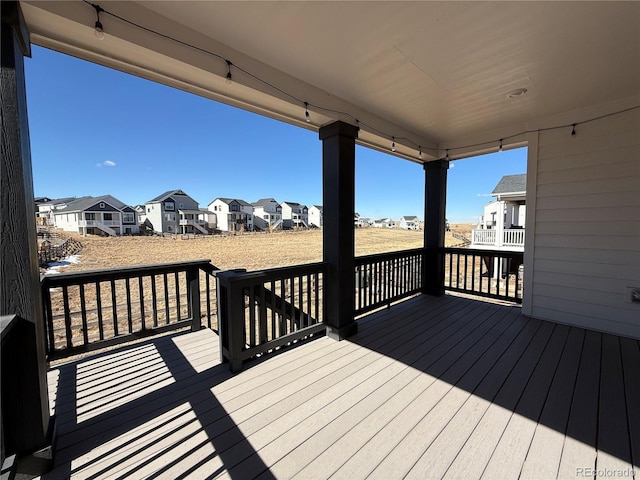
[207,198,253,232]
[281,201,308,229]
[472,174,526,251]
[399,216,420,230]
[252,198,283,231]
[51,195,138,236]
[308,205,323,228]
[144,189,201,234]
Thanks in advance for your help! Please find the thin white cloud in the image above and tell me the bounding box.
[96,160,116,168]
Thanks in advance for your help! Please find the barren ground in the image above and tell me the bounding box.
[52,224,473,273]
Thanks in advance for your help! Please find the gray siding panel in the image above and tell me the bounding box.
[531,108,640,337]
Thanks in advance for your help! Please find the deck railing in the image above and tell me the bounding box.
[443,247,524,303]
[471,228,525,249]
[215,263,326,372]
[41,259,218,359]
[354,248,424,316]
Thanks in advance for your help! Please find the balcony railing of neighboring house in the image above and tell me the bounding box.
[215,263,327,372]
[443,247,524,303]
[179,219,206,225]
[503,228,526,248]
[41,260,219,360]
[354,248,424,316]
[471,228,526,249]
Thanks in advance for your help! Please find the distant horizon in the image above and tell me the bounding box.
[26,46,527,224]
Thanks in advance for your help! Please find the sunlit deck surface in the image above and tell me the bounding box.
[44,294,639,480]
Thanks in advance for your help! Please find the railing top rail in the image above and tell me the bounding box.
[41,259,215,286]
[355,247,425,265]
[216,262,327,285]
[443,247,524,257]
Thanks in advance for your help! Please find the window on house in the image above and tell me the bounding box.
[85,213,95,221]
[165,202,175,211]
[99,202,105,209]
[147,207,151,213]
[231,205,239,211]
[165,213,175,221]
[103,213,113,221]
[123,213,134,223]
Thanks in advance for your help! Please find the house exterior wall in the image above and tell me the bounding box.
[309,206,323,227]
[525,107,640,338]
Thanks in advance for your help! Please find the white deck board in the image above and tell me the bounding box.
[42,294,639,480]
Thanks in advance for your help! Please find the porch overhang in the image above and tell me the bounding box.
[20,1,640,161]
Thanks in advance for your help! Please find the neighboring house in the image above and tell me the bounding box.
[356,217,373,228]
[472,174,526,251]
[399,216,420,230]
[308,205,323,228]
[372,218,395,228]
[35,196,77,226]
[144,189,204,234]
[252,198,282,231]
[281,201,308,229]
[51,195,139,236]
[207,198,253,232]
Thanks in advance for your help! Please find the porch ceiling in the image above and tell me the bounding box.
[21,1,640,161]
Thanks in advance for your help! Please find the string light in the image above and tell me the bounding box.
[304,103,311,123]
[225,60,233,86]
[92,3,104,40]
[445,149,449,161]
[499,139,503,152]
[82,1,638,162]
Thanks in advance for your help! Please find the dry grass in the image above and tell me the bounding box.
[53,224,473,273]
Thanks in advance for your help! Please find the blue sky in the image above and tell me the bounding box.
[25,46,526,223]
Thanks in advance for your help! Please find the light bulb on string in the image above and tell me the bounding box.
[225,60,232,86]
[304,103,311,123]
[499,139,503,152]
[445,149,449,161]
[571,124,576,136]
[93,4,105,40]
[418,146,422,160]
[391,137,396,152]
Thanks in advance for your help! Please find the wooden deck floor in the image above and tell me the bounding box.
[42,294,640,480]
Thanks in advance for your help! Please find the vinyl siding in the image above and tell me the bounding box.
[529,108,640,338]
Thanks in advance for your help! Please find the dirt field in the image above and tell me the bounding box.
[52,224,473,273]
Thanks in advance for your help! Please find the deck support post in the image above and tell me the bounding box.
[319,121,359,340]
[423,159,449,296]
[1,1,56,474]
[215,269,247,373]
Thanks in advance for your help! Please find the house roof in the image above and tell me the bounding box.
[282,201,306,208]
[147,189,190,203]
[37,196,77,206]
[401,216,419,222]
[213,198,252,206]
[310,205,322,210]
[492,174,527,196]
[55,195,124,213]
[252,198,279,207]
